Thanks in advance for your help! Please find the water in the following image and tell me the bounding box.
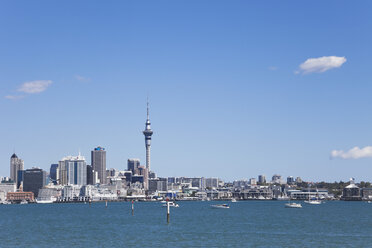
[1,201,371,247]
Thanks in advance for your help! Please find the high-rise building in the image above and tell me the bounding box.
[50,164,58,182]
[272,174,282,184]
[287,176,295,185]
[10,153,24,187]
[23,168,46,198]
[127,159,140,174]
[91,147,106,184]
[258,175,266,184]
[86,165,93,185]
[58,154,87,186]
[143,101,153,172]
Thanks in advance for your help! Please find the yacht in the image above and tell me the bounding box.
[20,200,28,205]
[285,202,302,208]
[211,204,230,209]
[231,198,237,203]
[304,188,322,205]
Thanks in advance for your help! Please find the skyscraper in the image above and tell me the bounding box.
[10,153,24,187]
[23,168,46,198]
[127,159,140,174]
[143,101,153,172]
[50,164,58,181]
[91,146,106,184]
[58,154,87,186]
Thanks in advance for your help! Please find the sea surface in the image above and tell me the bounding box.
[0,200,371,247]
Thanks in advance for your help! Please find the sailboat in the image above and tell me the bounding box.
[304,188,322,205]
[285,195,302,208]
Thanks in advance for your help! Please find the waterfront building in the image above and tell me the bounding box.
[10,153,24,188]
[127,159,140,174]
[91,146,106,184]
[59,155,87,186]
[143,101,153,172]
[7,191,34,203]
[258,175,266,184]
[0,182,16,202]
[50,164,58,182]
[342,178,361,201]
[23,168,46,198]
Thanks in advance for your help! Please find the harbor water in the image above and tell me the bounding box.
[1,201,371,247]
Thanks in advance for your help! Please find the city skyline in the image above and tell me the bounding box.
[1,1,372,182]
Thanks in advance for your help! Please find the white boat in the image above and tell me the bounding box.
[211,204,230,209]
[285,202,302,208]
[304,187,322,205]
[162,202,179,208]
[20,200,28,205]
[367,201,372,204]
[160,200,167,204]
[304,200,322,205]
[231,198,237,203]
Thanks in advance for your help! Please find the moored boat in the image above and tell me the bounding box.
[285,202,302,208]
[211,204,230,209]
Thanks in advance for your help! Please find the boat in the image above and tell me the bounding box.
[285,202,302,208]
[211,204,230,209]
[160,200,167,203]
[304,188,322,205]
[231,198,237,203]
[162,202,179,208]
[20,200,28,205]
[304,200,322,205]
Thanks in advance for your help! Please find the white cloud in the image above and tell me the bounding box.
[297,56,346,74]
[4,95,24,100]
[268,66,278,71]
[331,146,372,159]
[18,80,53,94]
[75,75,90,82]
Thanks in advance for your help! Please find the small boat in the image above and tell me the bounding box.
[162,202,179,208]
[20,200,28,205]
[367,201,372,204]
[160,200,167,203]
[285,202,302,208]
[211,204,230,209]
[304,200,322,205]
[231,198,237,203]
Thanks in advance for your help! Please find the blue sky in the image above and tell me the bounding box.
[1,1,372,182]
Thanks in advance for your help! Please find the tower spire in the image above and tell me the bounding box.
[147,98,149,120]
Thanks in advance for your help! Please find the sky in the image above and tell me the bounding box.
[1,1,372,182]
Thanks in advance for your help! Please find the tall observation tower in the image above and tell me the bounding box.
[143,101,153,172]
